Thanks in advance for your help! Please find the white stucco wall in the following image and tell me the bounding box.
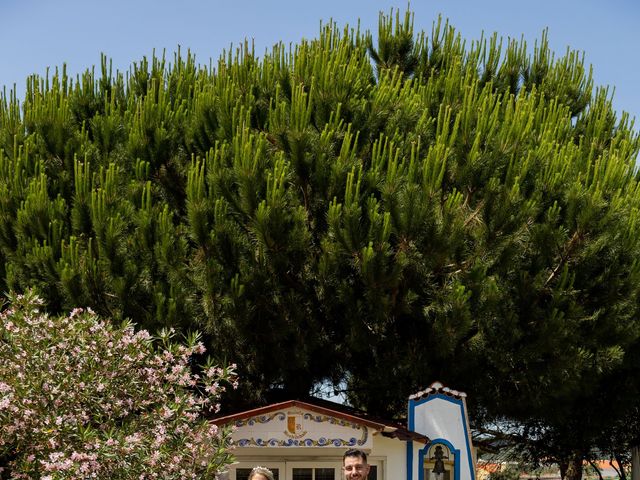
[224,406,417,480]
[410,395,476,480]
[370,433,411,480]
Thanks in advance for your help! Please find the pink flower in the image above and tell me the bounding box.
[1,292,238,478]
[0,397,11,410]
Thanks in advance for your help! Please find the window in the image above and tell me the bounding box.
[230,459,382,480]
[369,465,378,480]
[315,468,335,480]
[290,467,335,480]
[288,463,338,480]
[291,468,312,480]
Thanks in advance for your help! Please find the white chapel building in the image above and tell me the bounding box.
[213,382,477,480]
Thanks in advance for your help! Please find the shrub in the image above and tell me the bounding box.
[0,290,237,479]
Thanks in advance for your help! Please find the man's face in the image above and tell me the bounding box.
[343,455,370,480]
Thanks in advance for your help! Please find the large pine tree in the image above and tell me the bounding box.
[1,9,639,477]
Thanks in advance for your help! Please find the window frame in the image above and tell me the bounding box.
[286,460,341,480]
[225,457,384,480]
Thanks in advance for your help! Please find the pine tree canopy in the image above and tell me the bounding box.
[1,8,640,468]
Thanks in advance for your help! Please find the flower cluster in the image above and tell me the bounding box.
[0,290,238,479]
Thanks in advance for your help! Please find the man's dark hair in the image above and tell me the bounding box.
[343,448,368,463]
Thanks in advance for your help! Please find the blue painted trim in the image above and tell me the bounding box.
[408,399,416,480]
[407,394,476,480]
[407,440,414,480]
[408,398,416,431]
[418,439,460,480]
[410,393,460,410]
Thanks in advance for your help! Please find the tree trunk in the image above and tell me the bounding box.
[588,460,604,480]
[559,461,568,480]
[613,453,627,480]
[564,456,583,480]
[632,445,640,480]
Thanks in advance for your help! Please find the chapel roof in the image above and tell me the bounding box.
[212,397,430,444]
[409,381,468,401]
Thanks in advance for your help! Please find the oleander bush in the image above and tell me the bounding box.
[0,290,236,479]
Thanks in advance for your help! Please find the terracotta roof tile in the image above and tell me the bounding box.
[409,381,468,401]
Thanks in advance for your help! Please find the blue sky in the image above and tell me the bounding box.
[2,0,639,125]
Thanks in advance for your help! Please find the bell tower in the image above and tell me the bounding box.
[407,382,476,480]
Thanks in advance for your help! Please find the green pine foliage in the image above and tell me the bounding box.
[1,9,640,465]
